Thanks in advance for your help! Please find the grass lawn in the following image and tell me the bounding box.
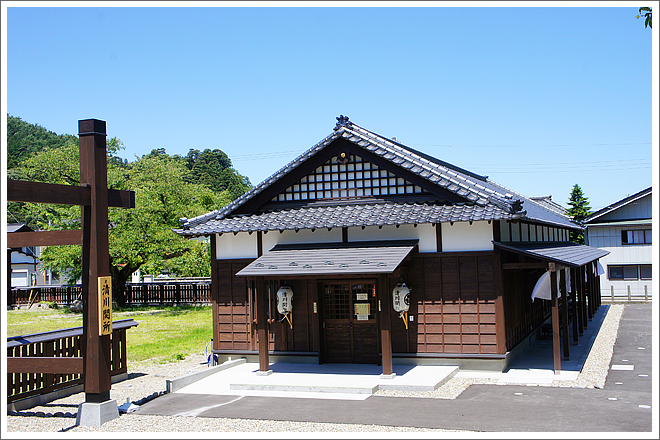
[6,304,213,364]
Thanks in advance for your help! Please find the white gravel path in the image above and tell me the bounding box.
[4,304,625,433]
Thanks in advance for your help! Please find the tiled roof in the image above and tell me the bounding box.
[235,240,418,277]
[176,201,518,236]
[176,117,581,236]
[494,241,610,268]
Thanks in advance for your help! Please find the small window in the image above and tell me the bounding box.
[623,266,638,279]
[640,265,652,280]
[622,229,651,245]
[609,265,641,280]
[608,266,624,280]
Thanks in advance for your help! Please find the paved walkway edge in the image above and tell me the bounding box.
[166,359,246,393]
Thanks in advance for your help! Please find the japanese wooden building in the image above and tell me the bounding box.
[175,116,608,374]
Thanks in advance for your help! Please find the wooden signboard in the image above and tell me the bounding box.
[98,276,112,336]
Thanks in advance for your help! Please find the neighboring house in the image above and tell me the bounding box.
[583,187,652,302]
[175,116,608,373]
[8,223,65,288]
[8,223,40,287]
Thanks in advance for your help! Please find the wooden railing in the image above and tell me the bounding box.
[6,319,138,404]
[8,280,211,307]
[124,280,211,305]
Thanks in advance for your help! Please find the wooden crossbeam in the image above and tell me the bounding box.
[6,357,84,374]
[7,230,83,248]
[7,179,134,209]
[502,262,549,270]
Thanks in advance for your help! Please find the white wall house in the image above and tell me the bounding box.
[583,188,652,301]
[8,223,69,288]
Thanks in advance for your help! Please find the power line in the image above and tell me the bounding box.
[409,142,652,149]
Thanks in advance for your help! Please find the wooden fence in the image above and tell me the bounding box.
[9,280,212,307]
[6,319,138,404]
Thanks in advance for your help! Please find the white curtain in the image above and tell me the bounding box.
[531,270,562,302]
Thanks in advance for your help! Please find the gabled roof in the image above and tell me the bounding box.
[529,196,568,216]
[8,223,34,233]
[176,117,581,236]
[582,187,652,224]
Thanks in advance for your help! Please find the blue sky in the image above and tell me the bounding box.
[3,2,657,212]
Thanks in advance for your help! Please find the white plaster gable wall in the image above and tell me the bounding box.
[442,221,494,251]
[349,223,437,252]
[215,221,493,259]
[215,231,258,259]
[262,228,342,252]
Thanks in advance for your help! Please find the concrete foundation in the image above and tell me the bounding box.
[76,399,119,427]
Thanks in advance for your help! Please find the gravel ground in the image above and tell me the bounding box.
[4,304,624,433]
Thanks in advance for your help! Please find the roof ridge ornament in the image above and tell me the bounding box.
[334,115,352,130]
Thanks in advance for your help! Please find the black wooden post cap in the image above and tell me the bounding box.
[78,119,107,136]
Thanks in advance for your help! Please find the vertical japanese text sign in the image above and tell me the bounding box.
[98,276,112,336]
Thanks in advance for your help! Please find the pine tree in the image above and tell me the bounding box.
[567,184,591,244]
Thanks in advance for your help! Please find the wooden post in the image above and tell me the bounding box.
[549,263,561,374]
[560,269,569,360]
[571,268,579,345]
[78,119,112,403]
[256,277,270,373]
[579,266,587,332]
[379,274,394,377]
[210,234,219,351]
[492,250,507,354]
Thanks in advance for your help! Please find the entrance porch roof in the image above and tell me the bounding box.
[235,240,418,277]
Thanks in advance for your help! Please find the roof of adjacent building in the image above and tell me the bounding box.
[175,117,581,237]
[529,195,568,216]
[8,223,34,234]
[582,187,652,224]
[493,241,610,268]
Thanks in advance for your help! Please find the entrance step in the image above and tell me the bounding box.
[230,382,378,394]
[227,365,460,395]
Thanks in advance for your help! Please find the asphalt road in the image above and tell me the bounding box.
[137,303,654,432]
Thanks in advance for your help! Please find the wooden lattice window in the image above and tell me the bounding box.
[273,153,424,202]
[324,283,350,320]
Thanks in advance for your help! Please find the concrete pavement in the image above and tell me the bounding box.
[135,303,654,432]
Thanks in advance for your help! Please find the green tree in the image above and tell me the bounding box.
[185,148,252,199]
[6,114,78,168]
[15,142,233,306]
[567,184,591,244]
[636,7,652,29]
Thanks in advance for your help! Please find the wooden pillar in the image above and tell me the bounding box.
[560,269,569,360]
[210,234,219,351]
[596,261,602,309]
[78,119,112,403]
[379,274,393,376]
[579,266,587,332]
[256,277,270,373]
[549,263,561,374]
[492,250,506,354]
[571,267,579,345]
[585,263,596,321]
[7,249,12,307]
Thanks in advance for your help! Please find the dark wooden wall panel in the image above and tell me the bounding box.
[403,252,504,355]
[215,259,252,351]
